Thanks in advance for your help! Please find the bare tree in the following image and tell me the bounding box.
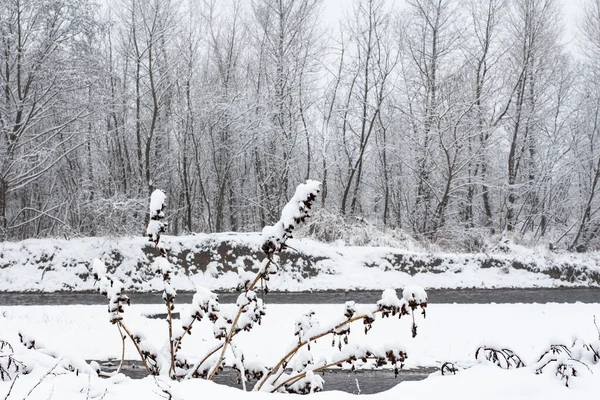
[401,0,460,236]
[0,0,98,239]
[502,0,563,233]
[568,0,600,250]
[336,0,397,218]
[249,0,322,225]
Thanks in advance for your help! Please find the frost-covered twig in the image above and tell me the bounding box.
[153,256,177,377]
[147,189,167,246]
[261,180,321,258]
[207,181,321,381]
[115,323,126,374]
[271,345,409,393]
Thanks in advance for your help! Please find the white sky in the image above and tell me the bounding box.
[320,0,588,55]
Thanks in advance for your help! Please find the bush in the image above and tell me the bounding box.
[92,180,428,393]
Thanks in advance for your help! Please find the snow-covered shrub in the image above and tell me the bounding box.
[469,319,600,388]
[16,333,98,377]
[533,344,593,388]
[440,361,459,375]
[89,180,429,394]
[533,336,598,387]
[297,208,419,249]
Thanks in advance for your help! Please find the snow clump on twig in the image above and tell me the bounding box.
[147,189,167,245]
[261,180,321,257]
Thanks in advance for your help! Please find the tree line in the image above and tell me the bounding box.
[1,0,600,251]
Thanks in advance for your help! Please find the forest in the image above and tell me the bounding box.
[1,0,600,252]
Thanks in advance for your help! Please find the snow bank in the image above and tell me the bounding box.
[0,233,599,292]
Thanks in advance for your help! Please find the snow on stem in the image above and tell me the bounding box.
[261,180,321,258]
[147,189,167,246]
[208,180,321,381]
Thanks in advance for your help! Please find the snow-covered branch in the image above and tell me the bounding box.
[261,180,321,258]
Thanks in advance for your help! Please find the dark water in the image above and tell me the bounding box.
[1,287,599,306]
[98,360,436,394]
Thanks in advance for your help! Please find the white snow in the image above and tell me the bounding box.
[403,285,428,304]
[146,220,165,243]
[148,189,166,219]
[1,302,600,398]
[152,256,172,276]
[91,258,106,279]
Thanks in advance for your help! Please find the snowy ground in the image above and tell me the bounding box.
[2,300,600,399]
[2,231,600,398]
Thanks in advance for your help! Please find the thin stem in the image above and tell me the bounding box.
[207,260,271,380]
[207,306,245,380]
[167,299,176,378]
[3,374,18,400]
[173,316,195,354]
[185,342,224,379]
[271,357,355,393]
[24,359,61,398]
[118,321,154,375]
[116,323,126,374]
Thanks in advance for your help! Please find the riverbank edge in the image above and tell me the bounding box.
[1,233,600,291]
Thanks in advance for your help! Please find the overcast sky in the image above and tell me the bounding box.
[319,0,587,55]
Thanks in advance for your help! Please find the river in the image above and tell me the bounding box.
[1,287,599,306]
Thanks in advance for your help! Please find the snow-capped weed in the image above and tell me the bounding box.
[440,361,459,375]
[472,321,600,389]
[261,180,321,258]
[475,346,526,369]
[87,181,428,393]
[533,340,595,387]
[146,189,167,246]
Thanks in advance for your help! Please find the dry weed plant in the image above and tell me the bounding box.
[91,180,428,393]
